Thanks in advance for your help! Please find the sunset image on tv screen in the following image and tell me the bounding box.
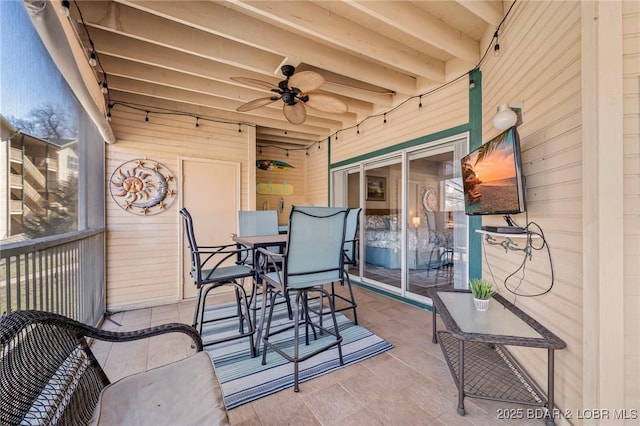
[462,128,523,215]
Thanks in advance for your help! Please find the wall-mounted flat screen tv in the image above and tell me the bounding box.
[461,126,526,215]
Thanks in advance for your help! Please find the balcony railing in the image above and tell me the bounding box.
[0,229,106,326]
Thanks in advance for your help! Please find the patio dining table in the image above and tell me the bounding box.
[232,233,288,351]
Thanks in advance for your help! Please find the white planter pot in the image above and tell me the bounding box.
[474,298,490,312]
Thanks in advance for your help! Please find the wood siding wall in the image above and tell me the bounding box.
[331,79,468,164]
[623,0,640,412]
[481,1,583,417]
[256,145,306,224]
[105,107,253,310]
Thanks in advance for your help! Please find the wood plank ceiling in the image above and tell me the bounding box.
[69,1,502,149]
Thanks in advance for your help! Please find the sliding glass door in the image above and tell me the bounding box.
[331,133,468,302]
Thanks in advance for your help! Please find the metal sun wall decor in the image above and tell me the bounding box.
[109,159,177,215]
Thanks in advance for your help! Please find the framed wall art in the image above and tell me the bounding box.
[366,176,386,201]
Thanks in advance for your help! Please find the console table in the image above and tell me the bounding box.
[427,288,566,426]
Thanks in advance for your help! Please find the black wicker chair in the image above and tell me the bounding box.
[0,310,229,426]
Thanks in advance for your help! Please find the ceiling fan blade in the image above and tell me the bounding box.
[236,97,279,112]
[288,71,324,93]
[231,76,278,91]
[303,93,348,114]
[283,102,306,125]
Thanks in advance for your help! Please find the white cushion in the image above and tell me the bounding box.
[90,352,229,426]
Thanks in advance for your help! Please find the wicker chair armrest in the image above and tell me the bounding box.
[0,310,203,352]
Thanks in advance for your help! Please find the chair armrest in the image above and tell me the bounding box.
[1,310,204,352]
[256,247,284,259]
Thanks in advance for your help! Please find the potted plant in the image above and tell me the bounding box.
[469,278,496,311]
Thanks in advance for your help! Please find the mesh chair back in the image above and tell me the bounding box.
[239,210,279,236]
[239,210,280,264]
[343,207,362,265]
[284,206,349,289]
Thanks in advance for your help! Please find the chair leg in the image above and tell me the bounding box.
[261,289,280,366]
[192,285,205,331]
[293,291,302,392]
[322,286,344,367]
[343,274,358,325]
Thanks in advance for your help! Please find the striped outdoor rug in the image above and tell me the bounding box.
[202,299,393,409]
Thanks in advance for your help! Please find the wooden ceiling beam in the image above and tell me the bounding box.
[118,0,417,94]
[345,1,479,65]
[110,91,333,137]
[99,55,359,124]
[76,1,283,74]
[456,0,503,26]
[229,0,445,82]
[107,76,344,131]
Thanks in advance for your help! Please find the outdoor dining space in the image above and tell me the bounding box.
[80,206,544,425]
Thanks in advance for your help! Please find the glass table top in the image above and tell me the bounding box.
[437,291,543,339]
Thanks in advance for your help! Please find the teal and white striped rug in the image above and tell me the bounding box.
[202,299,393,409]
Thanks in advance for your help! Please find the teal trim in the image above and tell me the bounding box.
[327,136,331,206]
[330,124,469,170]
[468,69,482,280]
[352,280,433,312]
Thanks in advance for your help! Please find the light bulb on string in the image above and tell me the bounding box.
[356,125,360,135]
[238,124,242,133]
[418,96,423,109]
[145,111,149,123]
[383,113,387,124]
[195,117,200,127]
[469,79,475,90]
[101,81,108,94]
[89,52,97,67]
[59,0,70,16]
[493,31,501,57]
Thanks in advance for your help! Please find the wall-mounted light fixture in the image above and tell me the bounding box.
[493,102,524,131]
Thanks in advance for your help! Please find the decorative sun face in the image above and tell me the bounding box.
[112,169,156,201]
[109,159,177,215]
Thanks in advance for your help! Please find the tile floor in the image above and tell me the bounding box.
[93,285,548,426]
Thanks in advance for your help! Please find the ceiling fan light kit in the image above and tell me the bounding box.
[233,65,347,125]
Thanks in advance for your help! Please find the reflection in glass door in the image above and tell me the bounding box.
[406,141,467,297]
[361,157,403,291]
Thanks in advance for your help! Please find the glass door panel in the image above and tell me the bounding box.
[406,139,467,297]
[362,157,403,291]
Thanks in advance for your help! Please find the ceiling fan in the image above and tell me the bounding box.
[232,65,348,125]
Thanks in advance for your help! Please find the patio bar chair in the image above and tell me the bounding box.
[258,206,350,392]
[180,208,255,356]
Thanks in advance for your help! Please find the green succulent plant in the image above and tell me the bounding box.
[469,278,496,300]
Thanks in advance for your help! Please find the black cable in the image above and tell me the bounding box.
[502,220,555,298]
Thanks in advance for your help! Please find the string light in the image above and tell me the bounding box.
[305,150,309,157]
[101,81,108,94]
[145,111,149,122]
[493,31,501,57]
[286,150,289,157]
[195,117,200,127]
[318,142,321,150]
[59,0,70,17]
[469,79,475,90]
[418,96,423,109]
[89,52,97,67]
[356,125,360,135]
[383,113,387,124]
[106,103,113,122]
[238,124,242,133]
